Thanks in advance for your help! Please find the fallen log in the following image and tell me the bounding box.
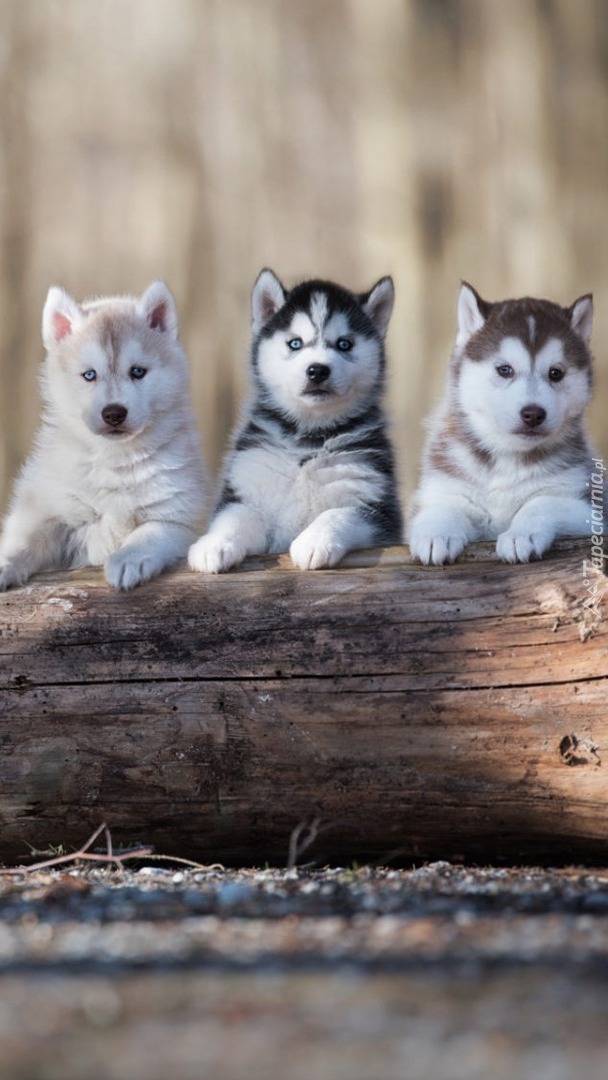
[0,540,606,866]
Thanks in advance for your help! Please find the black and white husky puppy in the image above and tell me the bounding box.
[408,282,597,564]
[188,268,402,572]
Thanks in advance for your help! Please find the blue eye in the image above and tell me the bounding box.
[336,338,353,352]
[496,364,514,379]
[130,366,147,380]
[82,370,97,382]
[288,338,303,351]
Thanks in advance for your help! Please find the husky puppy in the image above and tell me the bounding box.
[188,268,401,573]
[408,282,596,564]
[0,282,206,590]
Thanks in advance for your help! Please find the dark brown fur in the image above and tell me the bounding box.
[458,284,592,371]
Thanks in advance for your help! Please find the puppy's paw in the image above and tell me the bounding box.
[0,562,29,592]
[188,534,244,574]
[105,550,159,590]
[408,530,467,566]
[495,528,553,563]
[290,528,345,571]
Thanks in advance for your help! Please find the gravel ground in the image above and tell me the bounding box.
[2,861,608,1079]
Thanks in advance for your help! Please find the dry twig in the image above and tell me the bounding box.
[0,822,225,877]
[287,817,323,871]
[0,822,152,875]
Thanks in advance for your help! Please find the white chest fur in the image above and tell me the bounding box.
[229,442,380,551]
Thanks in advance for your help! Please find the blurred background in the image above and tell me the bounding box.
[0,0,606,513]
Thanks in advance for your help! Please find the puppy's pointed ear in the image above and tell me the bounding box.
[457,282,489,344]
[568,293,593,346]
[42,286,83,350]
[251,269,286,334]
[138,280,179,339]
[361,276,394,339]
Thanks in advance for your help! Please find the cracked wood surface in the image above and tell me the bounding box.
[0,540,606,865]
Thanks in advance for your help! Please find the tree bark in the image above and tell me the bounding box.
[0,540,606,866]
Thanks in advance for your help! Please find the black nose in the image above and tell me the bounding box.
[306,363,330,385]
[520,404,546,428]
[102,403,128,427]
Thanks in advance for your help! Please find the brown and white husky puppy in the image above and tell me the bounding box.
[408,282,597,564]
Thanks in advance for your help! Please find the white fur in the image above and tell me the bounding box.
[456,282,485,345]
[190,430,388,572]
[251,269,286,336]
[570,295,594,345]
[456,337,590,455]
[408,285,595,565]
[362,278,395,339]
[254,307,383,431]
[189,270,397,573]
[0,281,207,591]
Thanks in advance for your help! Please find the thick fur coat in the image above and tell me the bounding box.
[408,282,596,564]
[189,269,402,572]
[0,281,206,590]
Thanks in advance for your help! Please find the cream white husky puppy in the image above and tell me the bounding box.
[188,268,401,573]
[0,282,206,590]
[408,282,596,564]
